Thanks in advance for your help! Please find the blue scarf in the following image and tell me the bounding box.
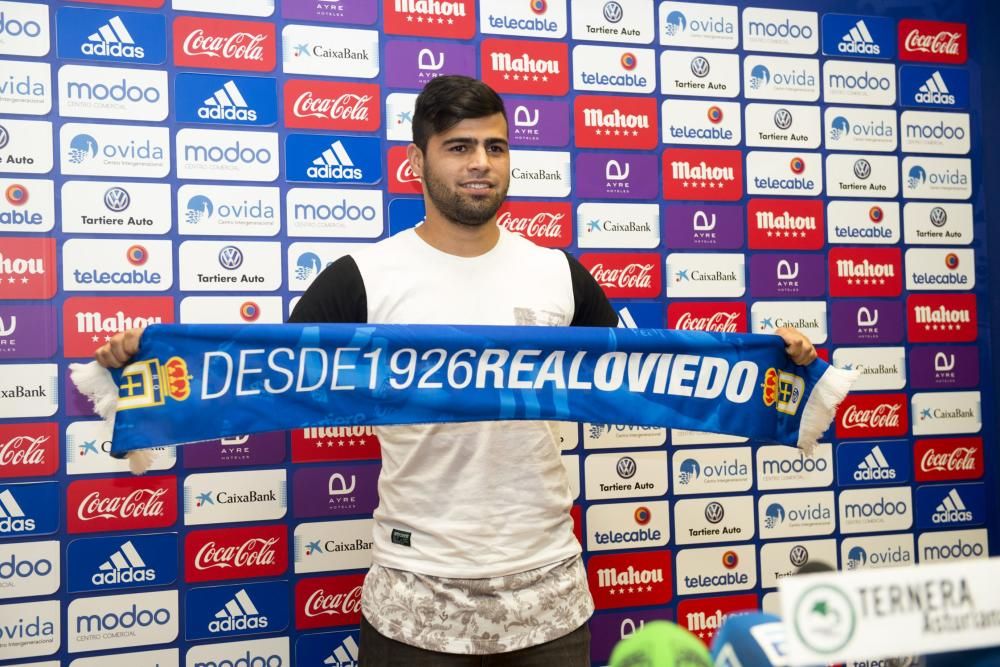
[71,324,856,458]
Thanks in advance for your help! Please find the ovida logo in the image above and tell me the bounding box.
[748,65,770,90]
[678,458,699,484]
[66,132,164,165]
[210,588,268,633]
[764,503,785,529]
[84,16,144,59]
[846,546,867,569]
[0,489,33,533]
[104,186,130,212]
[309,141,362,180]
[92,540,155,586]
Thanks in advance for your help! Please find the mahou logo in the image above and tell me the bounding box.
[907,294,977,343]
[828,248,902,297]
[481,38,569,96]
[580,253,661,299]
[0,237,56,300]
[173,17,276,72]
[296,573,365,629]
[63,296,174,358]
[587,550,672,610]
[663,149,743,201]
[836,393,908,439]
[899,19,967,64]
[0,422,58,478]
[185,524,288,583]
[678,594,758,645]
[383,0,476,39]
[68,475,178,533]
[387,145,423,195]
[747,199,824,249]
[574,96,657,150]
[667,302,747,333]
[284,80,380,132]
[291,426,382,463]
[496,201,571,248]
[915,437,983,482]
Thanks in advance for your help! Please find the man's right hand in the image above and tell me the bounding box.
[95,328,143,368]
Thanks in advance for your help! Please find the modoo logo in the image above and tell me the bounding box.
[0,2,48,59]
[920,530,987,562]
[74,597,172,633]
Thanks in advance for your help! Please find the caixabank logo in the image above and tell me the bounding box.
[663,203,744,250]
[580,252,661,298]
[185,523,287,583]
[751,300,827,343]
[62,296,173,358]
[0,422,58,478]
[899,65,969,109]
[836,393,908,439]
[294,517,374,573]
[675,544,757,596]
[587,550,672,610]
[577,202,660,249]
[481,38,569,96]
[915,437,983,483]
[830,346,906,391]
[67,589,178,653]
[56,6,166,64]
[747,199,824,249]
[677,594,758,645]
[0,481,58,538]
[497,201,572,248]
[284,79,380,132]
[0,539,59,599]
[663,148,742,200]
[909,345,979,390]
[907,293,977,343]
[821,14,895,59]
[912,390,982,437]
[0,237,56,300]
[186,580,290,641]
[66,532,177,593]
[67,475,177,534]
[286,134,382,185]
[667,301,746,333]
[383,0,476,39]
[281,24,380,79]
[184,469,287,526]
[173,16,276,71]
[175,73,277,127]
[916,483,986,530]
[291,425,381,463]
[574,95,657,149]
[828,247,902,297]
[836,440,911,487]
[296,573,365,629]
[899,19,967,64]
[292,464,380,519]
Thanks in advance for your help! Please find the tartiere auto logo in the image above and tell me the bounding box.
[173,16,276,71]
[67,475,177,533]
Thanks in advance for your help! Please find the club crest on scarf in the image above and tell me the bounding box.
[118,356,192,411]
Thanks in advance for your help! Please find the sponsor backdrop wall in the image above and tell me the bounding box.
[0,0,996,665]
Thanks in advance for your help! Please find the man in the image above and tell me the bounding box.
[96,76,816,665]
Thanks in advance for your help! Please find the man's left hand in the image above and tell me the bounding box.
[776,327,817,366]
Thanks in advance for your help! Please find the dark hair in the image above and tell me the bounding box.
[411,75,506,151]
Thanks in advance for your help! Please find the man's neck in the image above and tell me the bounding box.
[415,213,501,258]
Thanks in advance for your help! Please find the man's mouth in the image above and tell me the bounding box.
[460,181,494,192]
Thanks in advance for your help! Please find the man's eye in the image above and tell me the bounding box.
[489,145,506,153]
[450,145,466,152]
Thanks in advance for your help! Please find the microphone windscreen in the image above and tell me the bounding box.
[609,620,712,667]
[710,611,787,667]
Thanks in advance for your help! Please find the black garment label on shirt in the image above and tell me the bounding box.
[391,529,411,547]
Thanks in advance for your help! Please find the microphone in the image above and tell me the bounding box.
[709,611,794,666]
[609,620,712,667]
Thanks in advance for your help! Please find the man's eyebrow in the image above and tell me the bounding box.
[441,137,509,147]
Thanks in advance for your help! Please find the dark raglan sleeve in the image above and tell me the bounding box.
[562,251,619,327]
[287,255,368,324]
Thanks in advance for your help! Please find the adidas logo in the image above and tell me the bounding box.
[200,81,257,122]
[307,141,363,180]
[209,588,268,633]
[916,71,956,106]
[0,488,34,533]
[82,16,145,59]
[932,488,973,524]
[838,20,880,55]
[324,635,360,666]
[92,540,156,586]
[853,445,896,482]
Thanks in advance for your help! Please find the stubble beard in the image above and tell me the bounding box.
[422,163,509,228]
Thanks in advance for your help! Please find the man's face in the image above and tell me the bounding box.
[410,113,510,227]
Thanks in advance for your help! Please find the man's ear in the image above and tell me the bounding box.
[405,143,423,181]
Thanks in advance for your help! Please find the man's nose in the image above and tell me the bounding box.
[466,145,490,171]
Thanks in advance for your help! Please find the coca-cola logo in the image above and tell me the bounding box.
[920,447,977,472]
[304,586,362,617]
[183,29,267,60]
[904,30,962,54]
[284,81,380,132]
[78,488,168,521]
[495,202,571,248]
[591,263,653,289]
[841,404,900,430]
[914,437,983,482]
[295,93,371,120]
[173,17,276,72]
[195,537,279,570]
[899,20,967,63]
[296,573,365,629]
[186,525,288,582]
[580,253,661,299]
[68,476,178,534]
[0,423,58,478]
[397,160,418,183]
[496,211,564,237]
[836,395,908,439]
[0,435,48,467]
[388,145,423,194]
[675,312,740,332]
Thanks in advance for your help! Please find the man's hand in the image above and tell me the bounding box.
[95,328,143,368]
[776,327,817,366]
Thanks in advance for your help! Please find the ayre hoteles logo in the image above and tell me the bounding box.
[835,392,908,439]
[838,486,913,534]
[0,481,59,538]
[185,524,287,583]
[662,148,742,201]
[481,0,566,38]
[175,72,277,127]
[504,96,570,148]
[842,534,915,571]
[384,40,476,90]
[746,151,822,197]
[675,544,756,596]
[295,572,365,629]
[184,469,287,526]
[280,24,379,79]
[0,118,54,174]
[743,55,819,102]
[0,59,51,116]
[0,539,59,599]
[659,1,738,50]
[480,38,568,96]
[62,239,173,292]
[821,14,895,60]
[67,475,177,534]
[757,491,836,539]
[580,252,661,299]
[383,0,476,39]
[574,151,658,200]
[587,501,670,552]
[587,549,672,610]
[574,95,658,149]
[741,7,817,54]
[904,202,973,245]
[905,248,974,291]
[0,0,49,58]
[284,80,380,132]
[0,422,58,478]
[66,532,177,593]
[0,237,56,300]
[822,60,896,106]
[909,344,979,391]
[902,156,972,200]
[907,293,977,343]
[827,201,900,244]
[173,16,276,71]
[660,49,740,98]
[59,122,169,178]
[55,6,166,65]
[67,589,178,653]
[0,304,56,360]
[186,580,290,641]
[572,44,655,94]
[663,202,744,250]
[292,464,380,519]
[899,19,967,64]
[747,199,824,250]
[663,99,741,147]
[749,252,825,299]
[0,178,54,233]
[915,437,983,483]
[827,247,902,297]
[830,300,904,345]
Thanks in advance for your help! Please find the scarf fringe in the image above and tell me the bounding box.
[797,365,860,455]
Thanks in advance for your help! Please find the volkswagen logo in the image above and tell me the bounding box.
[0,124,9,150]
[603,1,623,23]
[690,56,711,78]
[929,206,948,227]
[773,108,793,130]
[103,187,131,213]
[218,245,244,270]
[704,501,725,524]
[853,159,871,180]
[616,456,637,479]
[790,544,809,567]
